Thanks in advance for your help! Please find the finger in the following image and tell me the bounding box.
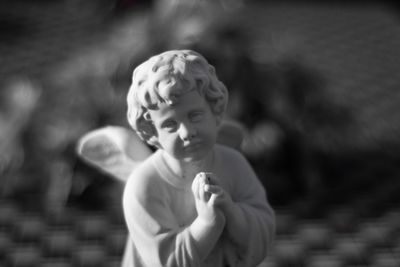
[196,173,204,200]
[199,180,206,202]
[200,181,213,202]
[202,183,213,202]
[191,175,200,199]
[198,172,209,184]
[209,192,222,206]
[204,184,223,195]
[203,172,213,184]
[204,172,220,186]
[197,172,208,189]
[195,172,211,201]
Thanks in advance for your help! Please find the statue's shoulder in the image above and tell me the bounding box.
[125,152,161,194]
[215,144,246,166]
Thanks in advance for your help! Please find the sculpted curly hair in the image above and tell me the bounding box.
[127,50,228,147]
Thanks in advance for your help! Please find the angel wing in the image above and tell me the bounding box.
[76,120,244,183]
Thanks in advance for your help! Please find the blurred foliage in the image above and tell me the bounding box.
[1,0,399,215]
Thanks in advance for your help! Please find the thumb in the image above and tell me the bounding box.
[204,184,222,195]
[208,188,223,206]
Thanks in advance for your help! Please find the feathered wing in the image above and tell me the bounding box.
[76,126,152,183]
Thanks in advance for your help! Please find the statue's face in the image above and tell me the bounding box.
[148,90,218,163]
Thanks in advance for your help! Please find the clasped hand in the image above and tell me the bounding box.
[191,172,233,224]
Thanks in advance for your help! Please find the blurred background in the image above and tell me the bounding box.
[1,0,400,266]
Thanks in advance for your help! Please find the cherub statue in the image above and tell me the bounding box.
[77,50,275,267]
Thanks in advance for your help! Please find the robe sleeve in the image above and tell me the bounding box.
[122,167,225,267]
[222,149,276,267]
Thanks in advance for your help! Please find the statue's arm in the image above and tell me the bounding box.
[123,168,225,266]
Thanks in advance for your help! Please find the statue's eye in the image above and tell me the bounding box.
[190,111,204,122]
[161,120,177,132]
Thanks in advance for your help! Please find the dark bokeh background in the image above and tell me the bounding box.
[1,0,400,266]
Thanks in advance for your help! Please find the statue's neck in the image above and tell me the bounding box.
[161,150,215,181]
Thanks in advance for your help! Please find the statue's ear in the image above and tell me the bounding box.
[136,112,161,149]
[214,112,228,129]
[145,136,161,149]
